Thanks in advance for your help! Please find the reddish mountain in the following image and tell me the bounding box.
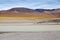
[8,7,35,12]
[0,7,60,19]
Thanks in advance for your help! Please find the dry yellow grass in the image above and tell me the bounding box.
[0,13,56,20]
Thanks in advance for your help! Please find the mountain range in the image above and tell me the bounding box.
[0,7,60,20]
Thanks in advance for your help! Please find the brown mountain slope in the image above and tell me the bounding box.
[0,7,60,20]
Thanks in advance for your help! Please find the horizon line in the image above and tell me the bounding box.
[0,7,60,11]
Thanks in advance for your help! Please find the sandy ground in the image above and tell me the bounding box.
[0,31,60,40]
[0,20,60,40]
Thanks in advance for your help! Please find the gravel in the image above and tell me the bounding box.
[0,31,60,40]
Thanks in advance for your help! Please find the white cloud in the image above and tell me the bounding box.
[0,0,60,10]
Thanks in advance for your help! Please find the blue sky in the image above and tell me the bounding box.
[0,0,60,10]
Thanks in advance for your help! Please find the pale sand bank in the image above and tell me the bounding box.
[0,24,60,32]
